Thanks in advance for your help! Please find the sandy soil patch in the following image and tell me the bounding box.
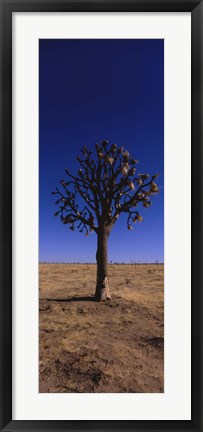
[39,263,164,393]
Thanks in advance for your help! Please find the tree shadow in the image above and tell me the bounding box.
[46,296,96,303]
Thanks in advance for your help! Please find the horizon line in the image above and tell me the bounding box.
[39,261,164,265]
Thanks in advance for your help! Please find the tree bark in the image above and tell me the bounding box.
[94,227,111,301]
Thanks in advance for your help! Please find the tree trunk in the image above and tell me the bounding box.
[95,227,111,301]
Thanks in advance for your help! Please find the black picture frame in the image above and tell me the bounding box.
[0,1,202,431]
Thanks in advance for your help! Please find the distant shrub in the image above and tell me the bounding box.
[125,277,131,285]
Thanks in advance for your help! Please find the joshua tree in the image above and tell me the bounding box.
[52,140,159,301]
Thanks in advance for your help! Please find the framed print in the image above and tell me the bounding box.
[0,0,202,431]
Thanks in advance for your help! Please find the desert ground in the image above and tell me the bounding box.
[39,263,164,393]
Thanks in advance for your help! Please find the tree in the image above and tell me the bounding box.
[52,140,159,301]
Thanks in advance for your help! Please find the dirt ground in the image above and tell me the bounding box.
[39,263,164,393]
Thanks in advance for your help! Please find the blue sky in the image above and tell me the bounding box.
[39,39,164,263]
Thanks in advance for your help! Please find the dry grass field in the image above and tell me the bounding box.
[39,263,164,393]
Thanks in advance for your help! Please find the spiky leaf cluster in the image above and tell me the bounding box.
[52,140,159,235]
